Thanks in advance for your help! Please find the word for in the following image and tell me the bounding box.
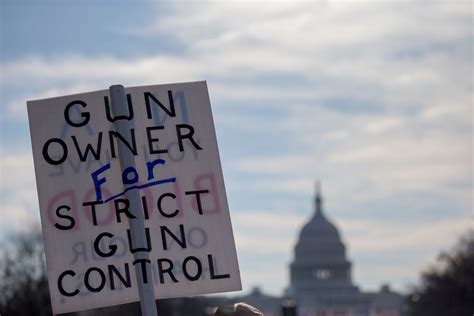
[91,158,172,202]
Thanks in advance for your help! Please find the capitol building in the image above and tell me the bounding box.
[232,185,405,316]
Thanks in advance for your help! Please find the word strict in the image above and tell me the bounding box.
[54,189,211,231]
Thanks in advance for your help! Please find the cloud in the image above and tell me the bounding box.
[5,85,100,120]
[233,210,306,254]
[226,86,471,211]
[0,151,40,237]
[339,217,472,253]
[2,3,471,118]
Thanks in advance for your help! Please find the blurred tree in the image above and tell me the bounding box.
[0,230,52,316]
[407,229,474,316]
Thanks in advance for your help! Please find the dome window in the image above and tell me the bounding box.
[313,268,331,280]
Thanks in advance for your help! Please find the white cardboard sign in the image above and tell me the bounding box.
[27,81,241,314]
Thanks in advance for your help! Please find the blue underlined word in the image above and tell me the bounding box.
[91,158,173,202]
[104,177,176,203]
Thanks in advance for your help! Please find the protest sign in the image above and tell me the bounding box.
[27,81,241,314]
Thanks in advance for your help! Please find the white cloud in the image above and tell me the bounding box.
[0,152,35,190]
[0,151,40,237]
[226,94,471,211]
[2,3,471,118]
[5,84,100,120]
[339,217,472,253]
[233,210,306,254]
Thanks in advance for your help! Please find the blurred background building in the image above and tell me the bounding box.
[287,184,404,316]
[205,184,405,316]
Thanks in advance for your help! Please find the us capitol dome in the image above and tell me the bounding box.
[285,183,405,316]
[289,183,359,308]
[206,183,405,316]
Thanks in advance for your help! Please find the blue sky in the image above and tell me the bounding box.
[1,0,472,296]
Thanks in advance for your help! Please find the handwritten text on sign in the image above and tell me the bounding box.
[27,81,241,314]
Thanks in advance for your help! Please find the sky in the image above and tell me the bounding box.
[1,0,472,297]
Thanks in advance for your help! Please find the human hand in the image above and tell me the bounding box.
[215,302,264,316]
